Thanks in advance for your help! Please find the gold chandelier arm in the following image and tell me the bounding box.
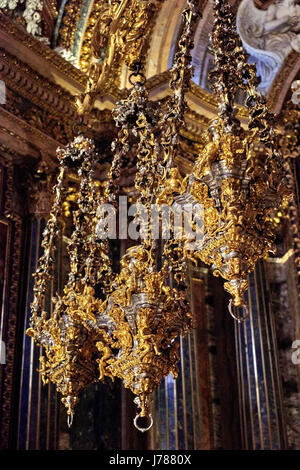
[65,142,98,287]
[211,0,274,148]
[105,64,148,204]
[28,136,113,421]
[157,1,202,295]
[209,0,244,133]
[211,0,280,157]
[59,137,113,291]
[133,69,161,207]
[105,128,129,204]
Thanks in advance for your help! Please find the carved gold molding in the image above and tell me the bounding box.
[268,51,300,113]
[78,0,166,96]
[78,1,104,72]
[47,0,58,19]
[0,106,63,157]
[0,13,87,87]
[0,47,117,145]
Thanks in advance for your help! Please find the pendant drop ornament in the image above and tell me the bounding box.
[228,299,249,323]
[67,413,74,429]
[134,413,154,433]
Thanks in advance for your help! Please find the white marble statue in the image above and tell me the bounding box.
[237,0,300,93]
[0,0,19,8]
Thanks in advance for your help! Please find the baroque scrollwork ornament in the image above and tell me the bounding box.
[182,0,290,316]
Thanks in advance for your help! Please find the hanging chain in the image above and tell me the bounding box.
[161,0,200,172]
[161,0,201,290]
[30,165,66,325]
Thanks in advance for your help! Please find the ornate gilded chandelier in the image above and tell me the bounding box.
[179,0,290,318]
[27,0,290,431]
[27,0,199,432]
[27,136,113,426]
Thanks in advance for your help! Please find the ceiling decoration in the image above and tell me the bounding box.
[77,0,165,107]
[237,0,300,94]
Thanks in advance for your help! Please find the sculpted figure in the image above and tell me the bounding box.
[263,0,300,51]
[237,0,300,91]
[114,245,150,306]
[240,0,300,52]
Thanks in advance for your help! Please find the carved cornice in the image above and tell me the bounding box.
[0,142,19,160]
[0,13,87,88]
[0,46,117,146]
[0,49,77,121]
[0,124,31,147]
[145,69,171,91]
[184,109,209,142]
[0,106,60,159]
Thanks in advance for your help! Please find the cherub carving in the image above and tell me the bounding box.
[156,167,185,205]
